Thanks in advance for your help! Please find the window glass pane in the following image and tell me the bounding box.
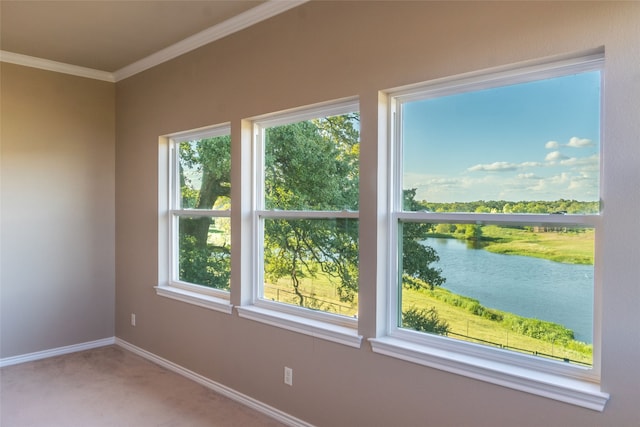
[178,135,231,210]
[402,71,601,213]
[264,113,359,211]
[262,218,358,317]
[178,216,231,290]
[399,221,594,366]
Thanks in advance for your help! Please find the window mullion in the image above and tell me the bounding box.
[257,210,359,219]
[396,212,600,227]
[170,209,231,218]
[169,212,179,284]
[253,125,265,305]
[169,143,179,210]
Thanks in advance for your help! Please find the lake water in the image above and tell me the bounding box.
[421,238,594,343]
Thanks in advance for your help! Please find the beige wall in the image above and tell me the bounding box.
[1,63,115,357]
[115,2,639,426]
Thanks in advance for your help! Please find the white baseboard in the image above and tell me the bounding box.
[0,337,116,368]
[115,338,314,427]
[0,337,311,427]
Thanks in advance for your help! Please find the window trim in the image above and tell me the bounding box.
[156,124,233,314]
[239,98,362,344]
[374,51,608,411]
[236,305,362,348]
[369,336,608,411]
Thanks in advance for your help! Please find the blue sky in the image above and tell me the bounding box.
[402,71,601,203]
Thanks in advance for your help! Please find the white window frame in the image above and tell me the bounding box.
[369,51,610,411]
[156,124,233,314]
[235,98,363,348]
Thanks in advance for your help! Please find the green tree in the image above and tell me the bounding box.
[402,306,450,335]
[434,223,455,234]
[401,189,446,291]
[178,136,231,289]
[464,224,482,241]
[177,117,446,313]
[263,115,360,305]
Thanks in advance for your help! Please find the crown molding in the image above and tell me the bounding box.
[0,50,115,82]
[113,0,309,82]
[1,0,308,83]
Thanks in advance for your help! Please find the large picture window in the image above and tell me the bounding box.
[371,54,605,401]
[252,100,360,324]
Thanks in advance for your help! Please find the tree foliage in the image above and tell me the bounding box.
[176,116,446,312]
[402,306,450,336]
[401,189,446,291]
[264,116,359,211]
[417,199,599,215]
[263,115,360,304]
[177,136,231,289]
[179,230,230,289]
[464,224,483,241]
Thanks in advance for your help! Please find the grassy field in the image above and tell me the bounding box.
[473,225,595,265]
[264,276,358,318]
[262,225,594,366]
[402,286,592,365]
[263,274,592,366]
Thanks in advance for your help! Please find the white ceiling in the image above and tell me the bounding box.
[0,0,306,81]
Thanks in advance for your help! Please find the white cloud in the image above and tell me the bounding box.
[468,161,518,172]
[467,160,541,173]
[407,145,599,201]
[517,173,539,180]
[520,161,543,168]
[545,140,559,149]
[548,172,571,185]
[567,174,599,198]
[545,151,569,162]
[528,173,570,193]
[403,174,466,197]
[559,154,599,168]
[429,177,462,186]
[567,137,594,148]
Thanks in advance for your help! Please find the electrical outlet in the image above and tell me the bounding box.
[284,366,293,386]
[131,313,136,327]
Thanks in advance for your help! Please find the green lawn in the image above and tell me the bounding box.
[261,225,594,366]
[402,286,592,365]
[475,225,594,265]
[263,274,592,365]
[264,276,358,318]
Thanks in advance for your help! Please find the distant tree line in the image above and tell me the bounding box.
[416,199,599,215]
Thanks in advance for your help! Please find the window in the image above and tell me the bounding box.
[371,52,609,410]
[236,99,363,347]
[156,125,233,313]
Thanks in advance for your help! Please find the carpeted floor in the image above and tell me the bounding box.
[0,345,287,427]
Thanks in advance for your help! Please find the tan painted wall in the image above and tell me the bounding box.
[1,63,115,357]
[115,2,640,426]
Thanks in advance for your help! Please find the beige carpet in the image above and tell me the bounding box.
[0,345,287,427]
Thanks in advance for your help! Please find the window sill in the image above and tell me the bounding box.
[236,305,362,348]
[155,285,233,314]
[369,336,609,411]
